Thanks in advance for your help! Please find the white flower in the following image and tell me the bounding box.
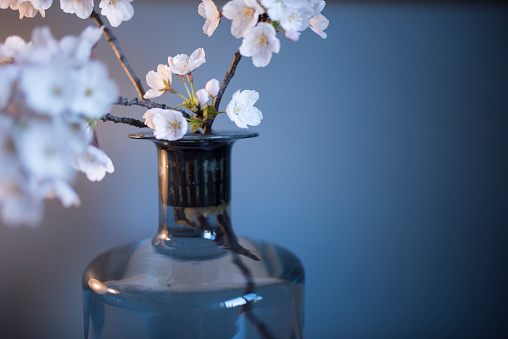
[10,0,52,19]
[60,0,94,19]
[143,108,188,141]
[226,89,262,128]
[222,0,264,38]
[168,48,206,75]
[20,64,74,116]
[205,78,220,97]
[279,4,313,33]
[144,64,172,99]
[61,118,93,154]
[284,30,300,41]
[70,61,118,118]
[99,0,134,27]
[260,0,307,21]
[16,26,59,65]
[0,35,27,64]
[72,145,114,182]
[59,26,104,66]
[196,88,209,107]
[16,121,75,182]
[309,13,328,39]
[0,0,16,9]
[198,0,221,37]
[239,22,280,67]
[309,1,328,39]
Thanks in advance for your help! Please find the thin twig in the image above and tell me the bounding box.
[100,113,146,128]
[203,51,243,134]
[115,97,190,118]
[231,255,276,339]
[216,211,260,261]
[90,10,146,99]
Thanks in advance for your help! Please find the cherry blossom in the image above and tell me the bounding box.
[196,88,209,107]
[59,26,104,66]
[16,121,75,182]
[279,4,313,33]
[144,64,172,99]
[309,0,328,39]
[20,64,75,116]
[260,0,307,21]
[310,13,328,39]
[60,0,94,19]
[222,0,264,38]
[205,78,220,97]
[71,61,118,118]
[72,145,114,182]
[239,22,280,67]
[0,35,27,64]
[198,0,221,37]
[0,0,15,9]
[168,48,206,75]
[99,0,134,27]
[226,89,262,128]
[10,0,52,19]
[143,108,188,141]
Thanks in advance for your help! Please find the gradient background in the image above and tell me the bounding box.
[1,1,507,338]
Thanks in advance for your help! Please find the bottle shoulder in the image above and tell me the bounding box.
[83,236,304,295]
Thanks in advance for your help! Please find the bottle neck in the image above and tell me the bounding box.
[152,141,234,258]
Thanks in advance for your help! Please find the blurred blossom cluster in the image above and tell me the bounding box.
[0,0,328,226]
[0,26,117,227]
[0,0,133,26]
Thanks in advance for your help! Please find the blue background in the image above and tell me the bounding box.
[0,1,507,338]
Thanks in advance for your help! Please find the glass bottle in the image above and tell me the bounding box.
[82,132,305,339]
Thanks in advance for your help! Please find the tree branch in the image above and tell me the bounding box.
[115,97,190,118]
[203,51,243,134]
[100,113,146,128]
[90,10,146,99]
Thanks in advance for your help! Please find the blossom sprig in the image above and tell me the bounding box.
[141,48,263,139]
[197,0,329,67]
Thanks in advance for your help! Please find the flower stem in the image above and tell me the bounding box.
[90,10,146,99]
[115,96,191,119]
[179,76,192,99]
[203,51,242,134]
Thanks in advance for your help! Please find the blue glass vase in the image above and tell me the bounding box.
[82,132,305,339]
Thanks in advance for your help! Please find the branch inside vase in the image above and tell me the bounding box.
[231,255,276,339]
[216,210,260,261]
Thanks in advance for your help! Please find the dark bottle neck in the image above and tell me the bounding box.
[156,141,233,238]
